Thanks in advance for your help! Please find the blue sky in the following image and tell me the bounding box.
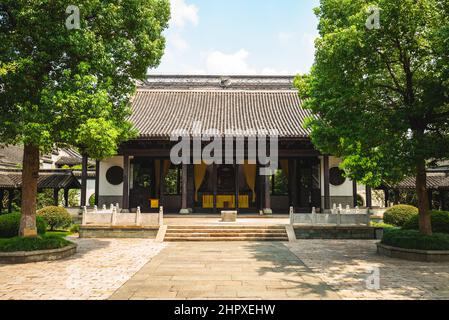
[152,0,320,75]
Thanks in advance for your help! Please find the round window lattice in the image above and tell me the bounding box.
[329,167,346,186]
[106,166,124,185]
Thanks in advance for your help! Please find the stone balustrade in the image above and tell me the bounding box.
[82,205,163,227]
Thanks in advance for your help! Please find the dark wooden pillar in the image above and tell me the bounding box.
[263,166,272,214]
[384,189,390,208]
[122,154,130,211]
[289,159,298,209]
[213,163,217,214]
[235,164,239,211]
[323,155,331,210]
[53,188,60,206]
[8,189,13,213]
[0,189,3,213]
[180,164,188,213]
[64,188,69,207]
[366,186,372,209]
[80,153,88,207]
[159,159,165,208]
[95,160,100,206]
[352,180,358,207]
[428,189,433,210]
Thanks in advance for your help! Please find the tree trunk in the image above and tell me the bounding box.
[416,159,432,235]
[19,144,40,237]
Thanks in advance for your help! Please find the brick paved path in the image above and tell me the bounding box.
[286,240,449,300]
[0,238,165,300]
[110,242,339,300]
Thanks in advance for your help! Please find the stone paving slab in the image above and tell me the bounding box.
[286,240,449,300]
[0,237,165,300]
[110,242,340,300]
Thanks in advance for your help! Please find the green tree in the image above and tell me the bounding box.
[297,0,449,235]
[0,1,170,237]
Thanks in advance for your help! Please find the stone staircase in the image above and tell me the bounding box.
[163,225,289,242]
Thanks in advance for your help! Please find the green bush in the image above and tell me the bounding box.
[37,206,72,231]
[383,205,418,227]
[69,224,80,234]
[0,213,47,238]
[403,210,449,234]
[370,221,397,230]
[0,235,73,252]
[381,229,449,251]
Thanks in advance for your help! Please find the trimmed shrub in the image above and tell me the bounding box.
[381,229,449,251]
[0,235,73,252]
[0,213,47,238]
[37,206,72,231]
[370,221,397,230]
[69,224,80,234]
[383,205,418,227]
[403,210,449,234]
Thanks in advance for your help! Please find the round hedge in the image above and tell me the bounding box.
[37,206,72,231]
[383,205,418,227]
[403,210,449,234]
[381,229,449,251]
[0,213,47,238]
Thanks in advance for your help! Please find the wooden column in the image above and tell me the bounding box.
[263,166,272,214]
[80,153,88,207]
[428,189,433,210]
[0,189,3,213]
[64,188,69,208]
[95,160,100,206]
[53,188,59,206]
[159,159,165,208]
[289,159,298,209]
[213,164,217,214]
[180,164,188,213]
[8,189,13,213]
[235,164,239,211]
[394,189,400,205]
[323,155,331,210]
[122,154,130,211]
[384,189,390,208]
[366,186,372,209]
[352,180,358,207]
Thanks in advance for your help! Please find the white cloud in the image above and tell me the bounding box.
[170,0,199,28]
[260,68,291,76]
[278,32,294,44]
[205,49,255,75]
[169,33,189,51]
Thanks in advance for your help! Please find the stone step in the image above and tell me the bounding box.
[164,236,289,242]
[166,229,286,234]
[165,232,289,237]
[165,225,286,230]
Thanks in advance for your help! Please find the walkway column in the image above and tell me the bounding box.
[95,160,100,206]
[122,154,130,212]
[0,189,3,213]
[366,186,372,209]
[352,180,358,207]
[8,189,13,213]
[384,189,390,208]
[64,188,69,207]
[180,164,189,214]
[289,159,298,209]
[323,155,331,211]
[159,159,165,209]
[263,166,272,214]
[213,164,217,214]
[53,188,59,206]
[80,153,88,208]
[235,164,239,211]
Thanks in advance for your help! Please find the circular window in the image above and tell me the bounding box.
[106,166,124,185]
[329,167,346,186]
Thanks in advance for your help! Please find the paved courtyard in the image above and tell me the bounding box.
[1,238,449,300]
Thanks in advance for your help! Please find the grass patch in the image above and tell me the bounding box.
[370,221,398,230]
[0,235,73,252]
[46,230,72,238]
[381,229,449,251]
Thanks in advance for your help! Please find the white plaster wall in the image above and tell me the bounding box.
[99,156,124,196]
[320,156,354,197]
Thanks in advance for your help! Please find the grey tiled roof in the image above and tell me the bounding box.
[397,175,449,190]
[0,169,81,189]
[129,88,311,139]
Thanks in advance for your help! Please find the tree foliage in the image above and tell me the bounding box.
[0,0,170,158]
[297,0,449,235]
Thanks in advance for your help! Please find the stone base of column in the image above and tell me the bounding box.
[121,209,130,213]
[179,208,191,215]
[263,208,273,215]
